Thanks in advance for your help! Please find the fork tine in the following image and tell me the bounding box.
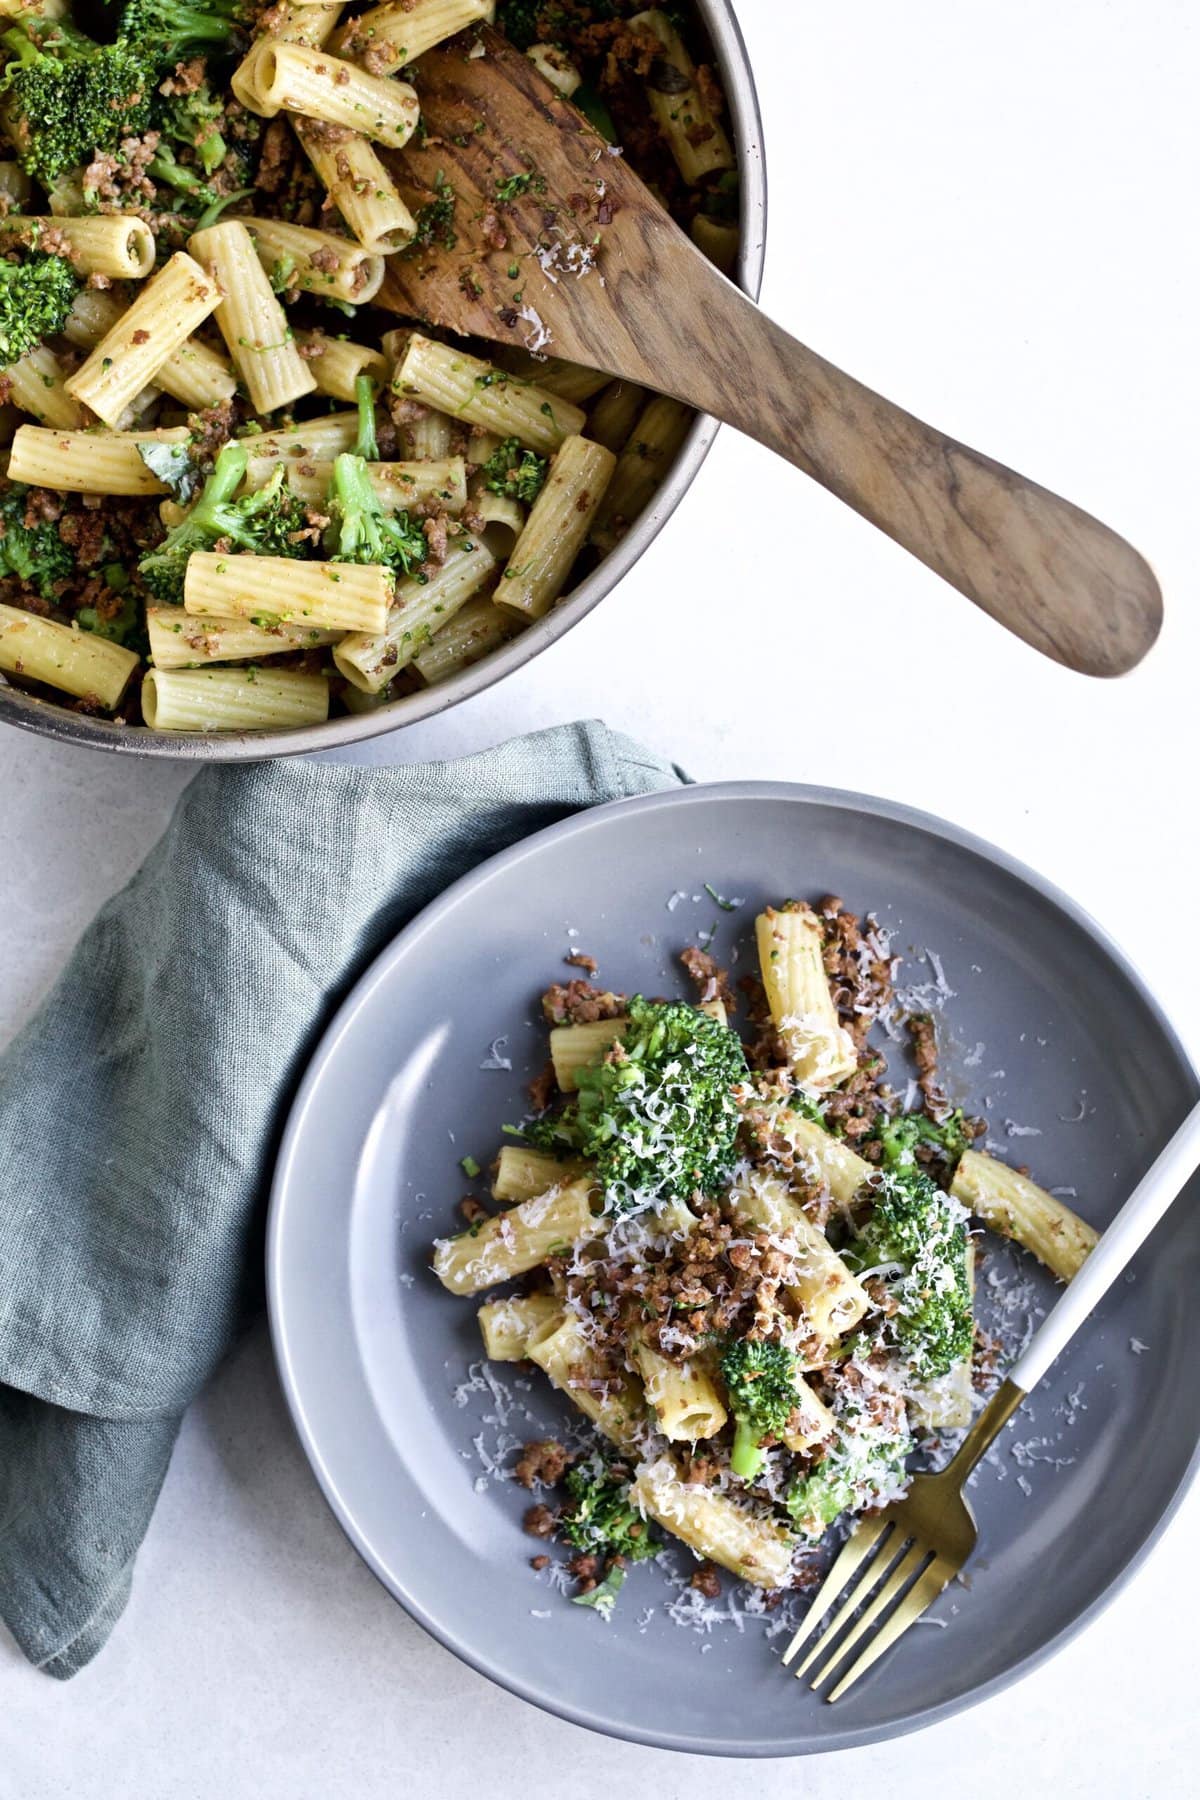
[826,1555,957,1702]
[780,1515,891,1668]
[793,1526,910,1679]
[809,1540,930,1687]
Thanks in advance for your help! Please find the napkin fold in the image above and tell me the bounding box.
[0,721,685,1678]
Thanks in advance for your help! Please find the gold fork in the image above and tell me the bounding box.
[782,1097,1200,1702]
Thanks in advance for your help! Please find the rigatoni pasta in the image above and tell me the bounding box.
[432,893,1092,1619]
[188,219,317,415]
[0,0,729,730]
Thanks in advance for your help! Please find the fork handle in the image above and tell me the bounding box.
[943,1098,1200,1483]
[1006,1097,1200,1392]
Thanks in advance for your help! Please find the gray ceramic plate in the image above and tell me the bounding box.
[267,783,1200,1756]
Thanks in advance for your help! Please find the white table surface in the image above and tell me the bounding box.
[2,2,1198,1792]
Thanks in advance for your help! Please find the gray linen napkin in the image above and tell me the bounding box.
[0,720,685,1678]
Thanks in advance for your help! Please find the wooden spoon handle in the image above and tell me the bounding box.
[633,266,1161,676]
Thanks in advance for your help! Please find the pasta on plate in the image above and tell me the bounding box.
[432,898,1098,1619]
[0,1,739,730]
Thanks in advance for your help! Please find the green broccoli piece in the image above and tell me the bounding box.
[843,1166,973,1381]
[481,436,547,505]
[874,1108,973,1175]
[326,375,429,579]
[786,1401,912,1540]
[570,1561,626,1620]
[561,1454,657,1564]
[137,440,309,603]
[119,0,247,62]
[0,251,79,370]
[0,19,155,184]
[0,482,74,597]
[720,1338,806,1481]
[522,994,748,1215]
[156,76,228,177]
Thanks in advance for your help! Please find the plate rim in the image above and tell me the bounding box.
[266,778,1200,1757]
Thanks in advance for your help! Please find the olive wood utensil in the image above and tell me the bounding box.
[379,26,1160,676]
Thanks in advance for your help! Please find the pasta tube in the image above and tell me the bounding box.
[62,288,236,410]
[293,329,388,402]
[146,605,341,669]
[629,10,734,182]
[585,379,647,453]
[65,252,221,428]
[0,604,137,708]
[237,412,359,466]
[240,215,385,305]
[549,1016,629,1091]
[413,596,513,685]
[631,1457,794,1588]
[477,1293,562,1362]
[334,0,494,69]
[0,159,32,209]
[781,1376,838,1453]
[495,434,615,622]
[7,424,190,494]
[526,1311,645,1446]
[247,455,467,517]
[333,535,496,691]
[141,667,330,733]
[951,1151,1097,1282]
[184,551,392,636]
[6,344,83,428]
[490,1145,591,1205]
[0,215,155,278]
[755,904,859,1091]
[691,213,739,275]
[632,1341,728,1442]
[526,42,582,98]
[588,396,691,552]
[768,1110,873,1209]
[295,122,417,256]
[431,1178,598,1294]
[393,335,585,455]
[730,1172,870,1340]
[189,220,317,414]
[253,42,419,147]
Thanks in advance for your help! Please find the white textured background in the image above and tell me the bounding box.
[2,2,1198,1793]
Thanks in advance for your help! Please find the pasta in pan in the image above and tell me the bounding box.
[432,895,1096,1618]
[0,3,740,732]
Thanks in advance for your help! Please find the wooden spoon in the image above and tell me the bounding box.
[379,26,1160,677]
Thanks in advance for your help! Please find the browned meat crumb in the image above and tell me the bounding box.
[690,1562,721,1599]
[523,1503,557,1539]
[541,980,625,1026]
[459,1196,487,1226]
[529,1554,549,1571]
[527,1059,557,1113]
[159,57,205,97]
[679,945,735,1012]
[515,1439,571,1490]
[564,950,597,975]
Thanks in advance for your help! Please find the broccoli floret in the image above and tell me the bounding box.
[326,376,429,579]
[0,19,154,183]
[720,1338,806,1481]
[119,0,247,62]
[481,436,547,505]
[874,1108,973,1175]
[156,76,228,176]
[137,440,309,603]
[561,1454,657,1564]
[0,482,74,596]
[522,994,748,1215]
[0,252,79,370]
[844,1166,973,1381]
[786,1401,912,1540]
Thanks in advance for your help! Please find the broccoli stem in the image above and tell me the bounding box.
[191,441,248,527]
[730,1416,766,1482]
[329,451,382,561]
[352,372,378,462]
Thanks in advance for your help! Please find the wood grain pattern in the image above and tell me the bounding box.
[378,27,1160,676]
